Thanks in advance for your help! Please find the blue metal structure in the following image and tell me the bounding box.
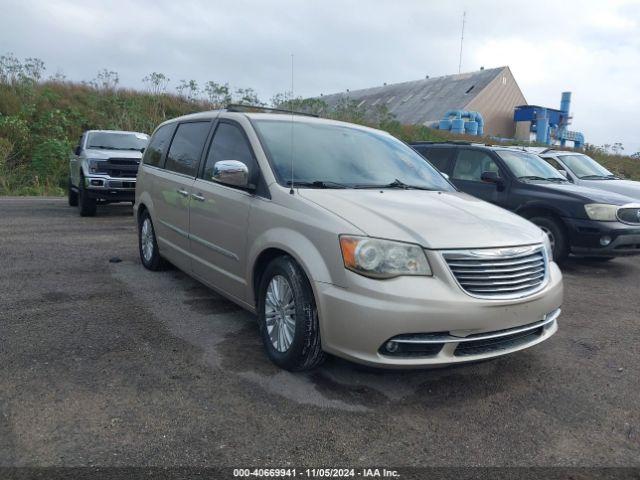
[433,110,485,136]
[513,92,584,148]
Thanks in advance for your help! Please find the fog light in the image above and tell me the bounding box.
[385,341,399,353]
[600,235,612,246]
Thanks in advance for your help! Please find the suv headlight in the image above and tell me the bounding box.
[87,159,106,174]
[339,235,432,279]
[584,204,618,221]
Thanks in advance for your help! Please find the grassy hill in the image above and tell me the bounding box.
[1,55,637,195]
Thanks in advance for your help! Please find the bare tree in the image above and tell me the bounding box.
[142,72,170,96]
[204,81,232,107]
[176,79,199,102]
[91,69,119,91]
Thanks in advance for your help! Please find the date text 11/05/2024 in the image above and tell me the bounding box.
[233,468,400,478]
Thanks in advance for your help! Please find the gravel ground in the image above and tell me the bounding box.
[1,196,639,468]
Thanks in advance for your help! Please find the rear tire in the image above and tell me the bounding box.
[530,216,568,263]
[257,255,326,371]
[138,210,165,271]
[68,178,78,206]
[78,177,97,217]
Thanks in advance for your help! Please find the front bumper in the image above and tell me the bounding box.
[564,217,640,256]
[314,251,563,368]
[84,176,136,202]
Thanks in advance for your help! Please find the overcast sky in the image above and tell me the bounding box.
[1,0,639,153]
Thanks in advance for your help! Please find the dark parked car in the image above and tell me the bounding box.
[410,142,640,262]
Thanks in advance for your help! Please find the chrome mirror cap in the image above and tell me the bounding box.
[213,160,249,188]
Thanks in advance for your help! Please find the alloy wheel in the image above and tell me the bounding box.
[264,275,296,352]
[539,225,556,254]
[141,218,154,262]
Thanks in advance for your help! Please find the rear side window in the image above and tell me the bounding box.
[419,147,453,172]
[202,122,258,182]
[165,122,211,176]
[452,149,501,182]
[143,124,174,167]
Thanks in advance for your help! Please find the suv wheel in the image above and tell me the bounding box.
[257,256,326,371]
[68,178,78,206]
[138,210,165,270]
[78,177,97,217]
[530,216,568,263]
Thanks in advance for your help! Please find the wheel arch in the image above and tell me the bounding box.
[248,229,332,308]
[516,203,566,224]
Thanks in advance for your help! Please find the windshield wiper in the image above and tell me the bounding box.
[580,174,619,180]
[354,178,435,191]
[286,180,348,189]
[89,145,143,151]
[518,175,548,181]
[87,145,118,150]
[545,177,568,182]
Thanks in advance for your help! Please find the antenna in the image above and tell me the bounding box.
[458,10,466,74]
[289,53,295,195]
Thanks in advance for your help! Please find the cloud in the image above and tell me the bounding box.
[1,0,638,152]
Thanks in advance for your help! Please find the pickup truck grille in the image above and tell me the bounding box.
[95,158,140,178]
[443,245,547,299]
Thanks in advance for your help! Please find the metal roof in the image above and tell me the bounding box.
[318,67,507,125]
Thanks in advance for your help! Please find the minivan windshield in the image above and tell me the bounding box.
[497,150,567,182]
[252,119,453,191]
[86,132,149,151]
[559,154,617,179]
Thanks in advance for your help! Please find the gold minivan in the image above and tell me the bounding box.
[134,108,563,371]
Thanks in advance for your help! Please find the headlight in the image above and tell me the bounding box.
[584,203,618,221]
[87,159,106,173]
[339,235,432,279]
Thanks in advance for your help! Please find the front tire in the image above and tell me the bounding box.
[78,177,97,217]
[257,256,326,371]
[529,216,568,263]
[138,210,165,271]
[68,178,78,206]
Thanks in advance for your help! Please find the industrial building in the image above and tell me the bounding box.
[319,66,526,138]
[319,66,584,147]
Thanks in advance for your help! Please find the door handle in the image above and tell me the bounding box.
[177,189,189,197]
[191,193,205,202]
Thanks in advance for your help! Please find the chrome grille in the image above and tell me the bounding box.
[443,245,548,299]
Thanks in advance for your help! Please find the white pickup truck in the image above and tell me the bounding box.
[68,129,149,216]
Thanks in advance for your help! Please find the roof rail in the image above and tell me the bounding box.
[225,103,319,118]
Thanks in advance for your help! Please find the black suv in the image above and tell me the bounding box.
[411,142,640,262]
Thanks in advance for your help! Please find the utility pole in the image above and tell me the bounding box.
[458,10,466,74]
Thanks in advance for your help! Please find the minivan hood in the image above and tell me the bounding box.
[578,179,640,202]
[299,189,544,249]
[84,148,143,159]
[533,182,636,205]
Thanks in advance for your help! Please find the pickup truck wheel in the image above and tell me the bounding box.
[78,180,97,217]
[138,211,165,271]
[68,178,78,206]
[257,256,326,371]
[530,216,568,263]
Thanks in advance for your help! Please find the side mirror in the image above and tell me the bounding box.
[558,169,568,179]
[74,145,81,156]
[213,160,250,188]
[480,171,500,184]
[441,172,450,180]
[140,147,146,154]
